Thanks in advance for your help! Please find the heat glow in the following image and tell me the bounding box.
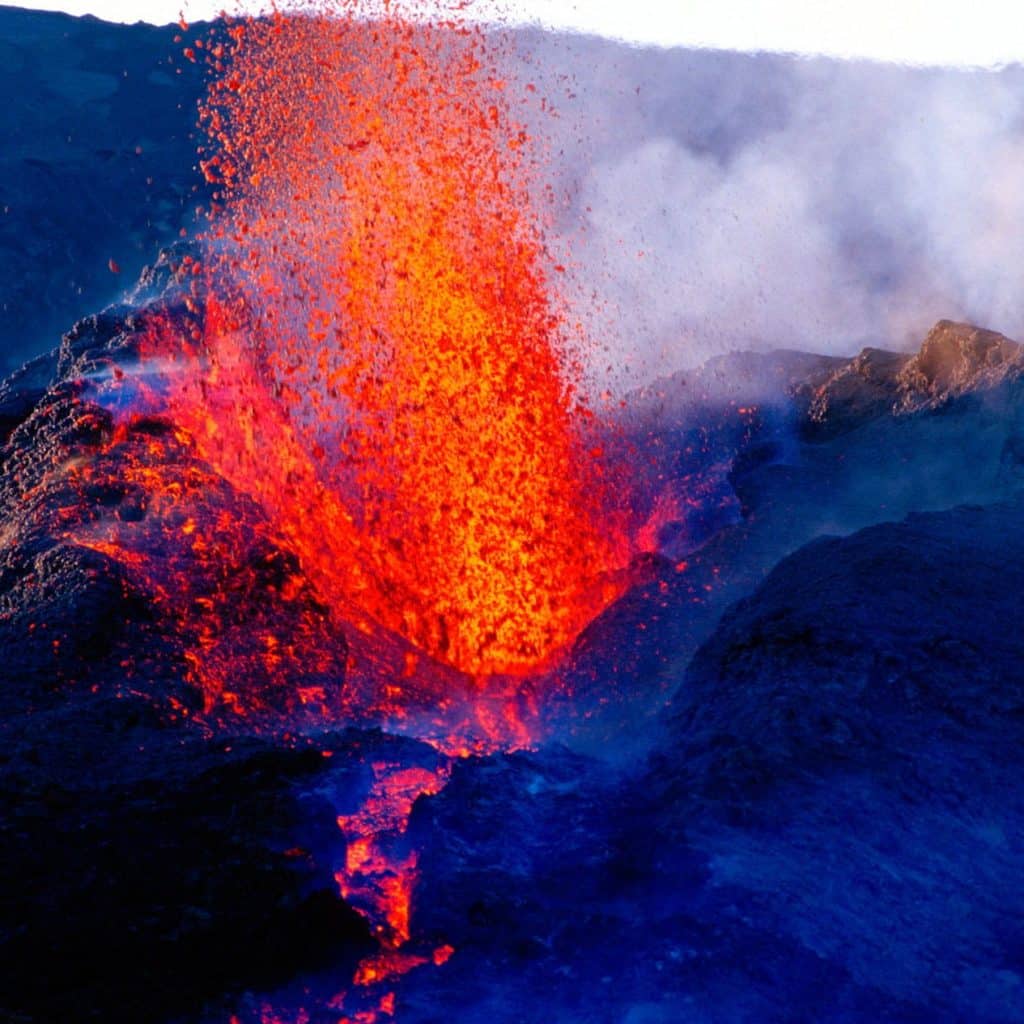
[159,1,628,682]
[74,8,637,1018]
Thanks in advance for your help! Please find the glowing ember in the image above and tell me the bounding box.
[71,6,637,1019]
[172,1,627,678]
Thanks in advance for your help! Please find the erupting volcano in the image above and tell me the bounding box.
[12,6,1024,1024]
[65,8,636,1016]
[136,1,629,692]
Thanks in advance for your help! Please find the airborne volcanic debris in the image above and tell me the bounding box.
[184,5,632,679]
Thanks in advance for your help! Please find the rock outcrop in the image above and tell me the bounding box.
[802,320,1023,438]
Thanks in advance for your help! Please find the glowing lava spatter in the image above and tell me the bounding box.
[176,1,628,679]
[83,6,635,1020]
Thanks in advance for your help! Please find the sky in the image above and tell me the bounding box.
[9,0,1024,67]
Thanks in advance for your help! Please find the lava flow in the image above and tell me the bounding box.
[73,4,635,1019]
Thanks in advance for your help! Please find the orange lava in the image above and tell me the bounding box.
[78,8,636,1020]
[335,761,449,947]
[174,2,627,678]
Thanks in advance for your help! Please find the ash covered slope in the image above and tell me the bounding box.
[0,6,206,372]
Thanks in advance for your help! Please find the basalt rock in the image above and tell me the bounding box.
[0,729,387,1024]
[671,497,1024,780]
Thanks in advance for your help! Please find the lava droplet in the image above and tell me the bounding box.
[161,1,630,679]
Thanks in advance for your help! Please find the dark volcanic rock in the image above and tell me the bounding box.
[673,498,1024,776]
[402,748,931,1023]
[0,727,410,1024]
[653,498,1024,1020]
[0,6,207,374]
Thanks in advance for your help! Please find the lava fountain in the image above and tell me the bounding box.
[158,1,629,687]
[151,9,633,1013]
[61,5,637,1019]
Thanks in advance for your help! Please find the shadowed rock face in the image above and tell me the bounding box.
[0,735,376,1024]
[0,6,208,373]
[803,346,913,437]
[650,499,1024,1021]
[672,498,1024,773]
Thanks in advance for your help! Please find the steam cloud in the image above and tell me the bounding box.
[509,35,1024,388]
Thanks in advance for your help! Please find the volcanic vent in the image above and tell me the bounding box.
[152,3,631,685]
[15,12,639,1018]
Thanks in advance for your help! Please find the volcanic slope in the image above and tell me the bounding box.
[392,498,1024,1024]
[2,238,1024,1021]
[555,319,1024,751]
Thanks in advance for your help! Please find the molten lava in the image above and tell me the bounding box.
[172,3,627,679]
[76,8,638,1020]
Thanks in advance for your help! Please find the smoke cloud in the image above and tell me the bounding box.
[508,34,1024,388]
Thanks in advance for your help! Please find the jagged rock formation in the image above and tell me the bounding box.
[802,320,1024,437]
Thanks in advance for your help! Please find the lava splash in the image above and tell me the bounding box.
[161,2,629,681]
[74,10,637,1020]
